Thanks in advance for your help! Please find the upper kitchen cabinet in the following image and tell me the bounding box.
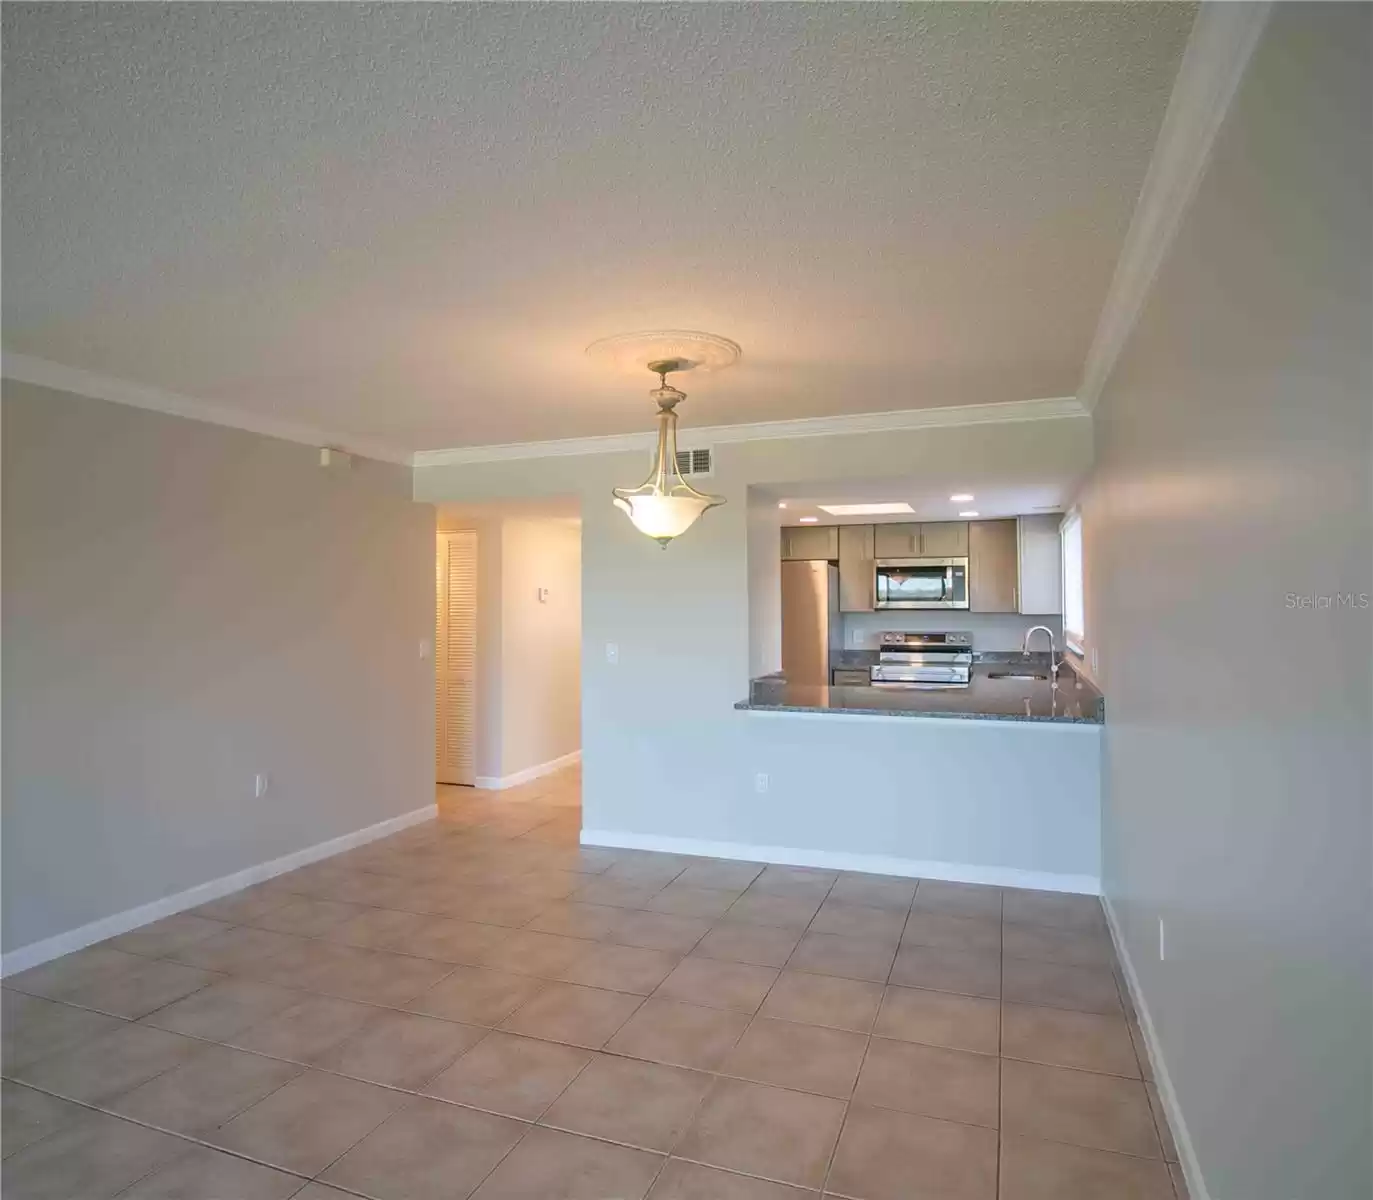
[781,524,840,561]
[1017,514,1063,614]
[969,519,1019,612]
[872,521,968,558]
[919,521,970,557]
[837,523,875,612]
[872,522,920,557]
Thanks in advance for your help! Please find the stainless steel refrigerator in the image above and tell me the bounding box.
[781,560,843,685]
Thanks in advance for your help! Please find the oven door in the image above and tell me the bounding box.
[873,558,969,609]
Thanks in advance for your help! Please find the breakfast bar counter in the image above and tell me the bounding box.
[736,661,1104,724]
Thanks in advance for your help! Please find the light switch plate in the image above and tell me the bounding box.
[605,642,619,664]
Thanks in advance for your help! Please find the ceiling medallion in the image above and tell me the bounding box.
[589,331,740,547]
[585,329,742,376]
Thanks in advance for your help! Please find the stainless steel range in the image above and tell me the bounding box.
[870,631,973,689]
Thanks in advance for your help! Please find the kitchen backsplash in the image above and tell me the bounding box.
[842,611,1064,652]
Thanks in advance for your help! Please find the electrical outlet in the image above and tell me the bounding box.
[254,773,270,798]
[754,772,770,794]
[418,639,432,660]
[605,642,619,664]
[1158,918,1166,961]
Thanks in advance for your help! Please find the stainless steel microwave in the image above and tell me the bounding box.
[874,557,969,609]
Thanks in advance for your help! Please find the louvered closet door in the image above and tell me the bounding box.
[435,531,477,785]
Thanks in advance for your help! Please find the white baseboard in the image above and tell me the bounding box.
[579,829,1099,895]
[476,749,581,791]
[0,804,437,978]
[1104,895,1209,1200]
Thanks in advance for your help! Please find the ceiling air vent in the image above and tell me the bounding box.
[672,447,714,478]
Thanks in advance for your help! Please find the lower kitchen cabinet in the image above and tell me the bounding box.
[832,668,872,687]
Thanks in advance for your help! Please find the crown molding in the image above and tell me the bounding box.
[2,354,1087,471]
[1,353,415,465]
[413,396,1088,468]
[1077,1,1272,411]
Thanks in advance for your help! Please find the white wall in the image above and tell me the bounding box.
[416,414,1095,869]
[2,383,435,957]
[600,713,1100,889]
[842,611,1062,652]
[1075,7,1372,1198]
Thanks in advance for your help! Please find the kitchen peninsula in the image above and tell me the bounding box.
[737,657,1104,723]
[735,497,1105,892]
[730,657,1104,894]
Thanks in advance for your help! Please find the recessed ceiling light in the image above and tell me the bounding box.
[959,510,980,517]
[950,493,974,503]
[777,502,787,509]
[816,502,915,516]
[798,516,819,524]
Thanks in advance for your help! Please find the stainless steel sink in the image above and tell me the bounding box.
[987,671,1049,681]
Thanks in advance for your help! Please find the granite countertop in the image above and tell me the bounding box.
[738,659,1105,725]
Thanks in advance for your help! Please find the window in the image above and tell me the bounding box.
[1061,508,1085,652]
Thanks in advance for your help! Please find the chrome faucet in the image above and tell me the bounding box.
[1022,625,1061,686]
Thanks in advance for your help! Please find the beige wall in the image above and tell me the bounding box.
[1074,7,1372,1197]
[2,383,435,955]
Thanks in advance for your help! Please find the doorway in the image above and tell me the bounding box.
[434,503,582,795]
[435,529,477,785]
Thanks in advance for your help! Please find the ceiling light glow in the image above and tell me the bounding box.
[798,516,819,523]
[959,510,980,517]
[816,502,915,516]
[950,493,974,503]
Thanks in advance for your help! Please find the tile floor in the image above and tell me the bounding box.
[1,766,1189,1199]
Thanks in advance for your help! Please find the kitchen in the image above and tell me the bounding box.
[740,494,1102,726]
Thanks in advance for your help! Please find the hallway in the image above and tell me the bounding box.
[4,766,1182,1199]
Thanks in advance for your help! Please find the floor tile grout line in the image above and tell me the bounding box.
[667,1149,826,1194]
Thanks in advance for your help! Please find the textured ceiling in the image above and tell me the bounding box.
[2,2,1194,451]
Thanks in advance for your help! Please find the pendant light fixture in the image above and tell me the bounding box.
[588,331,740,548]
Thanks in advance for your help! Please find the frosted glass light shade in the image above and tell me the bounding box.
[614,493,712,544]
